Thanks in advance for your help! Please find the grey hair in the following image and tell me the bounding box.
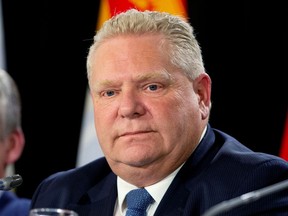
[86,9,205,81]
[0,69,22,140]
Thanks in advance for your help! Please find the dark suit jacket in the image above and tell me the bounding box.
[0,191,31,216]
[30,124,288,215]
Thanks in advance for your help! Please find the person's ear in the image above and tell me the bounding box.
[6,128,25,164]
[194,73,212,120]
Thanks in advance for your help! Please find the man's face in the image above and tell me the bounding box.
[89,34,210,183]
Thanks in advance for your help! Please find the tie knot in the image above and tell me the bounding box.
[126,188,154,216]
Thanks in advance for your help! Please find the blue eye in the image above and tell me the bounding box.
[148,84,158,91]
[105,90,115,97]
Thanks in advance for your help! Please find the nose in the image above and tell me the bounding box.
[118,90,145,118]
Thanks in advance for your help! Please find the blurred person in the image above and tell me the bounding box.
[0,68,31,215]
[30,9,288,215]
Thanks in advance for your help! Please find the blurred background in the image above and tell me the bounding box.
[1,0,287,199]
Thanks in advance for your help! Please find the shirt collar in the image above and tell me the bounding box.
[117,164,183,215]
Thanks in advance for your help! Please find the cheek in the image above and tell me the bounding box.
[163,90,199,131]
[172,87,198,116]
[93,106,115,145]
[152,95,191,136]
[92,96,116,124]
[94,110,112,130]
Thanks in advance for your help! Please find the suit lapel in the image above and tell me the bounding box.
[68,172,118,216]
[155,125,216,216]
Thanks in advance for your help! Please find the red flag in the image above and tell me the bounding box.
[279,111,288,161]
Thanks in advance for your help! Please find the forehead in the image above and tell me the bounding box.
[90,34,173,74]
[93,34,167,60]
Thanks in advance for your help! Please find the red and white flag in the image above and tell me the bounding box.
[279,111,288,161]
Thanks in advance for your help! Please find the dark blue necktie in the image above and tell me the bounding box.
[126,188,154,216]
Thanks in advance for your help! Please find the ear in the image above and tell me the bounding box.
[194,73,212,120]
[5,128,25,164]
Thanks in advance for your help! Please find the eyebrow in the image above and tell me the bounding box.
[135,70,172,82]
[92,69,173,92]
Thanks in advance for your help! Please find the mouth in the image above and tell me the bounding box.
[119,130,154,137]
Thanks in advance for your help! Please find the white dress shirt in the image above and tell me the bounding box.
[114,164,183,216]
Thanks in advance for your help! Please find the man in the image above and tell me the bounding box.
[0,68,31,215]
[30,9,288,215]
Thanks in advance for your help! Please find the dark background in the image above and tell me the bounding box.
[1,0,287,199]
